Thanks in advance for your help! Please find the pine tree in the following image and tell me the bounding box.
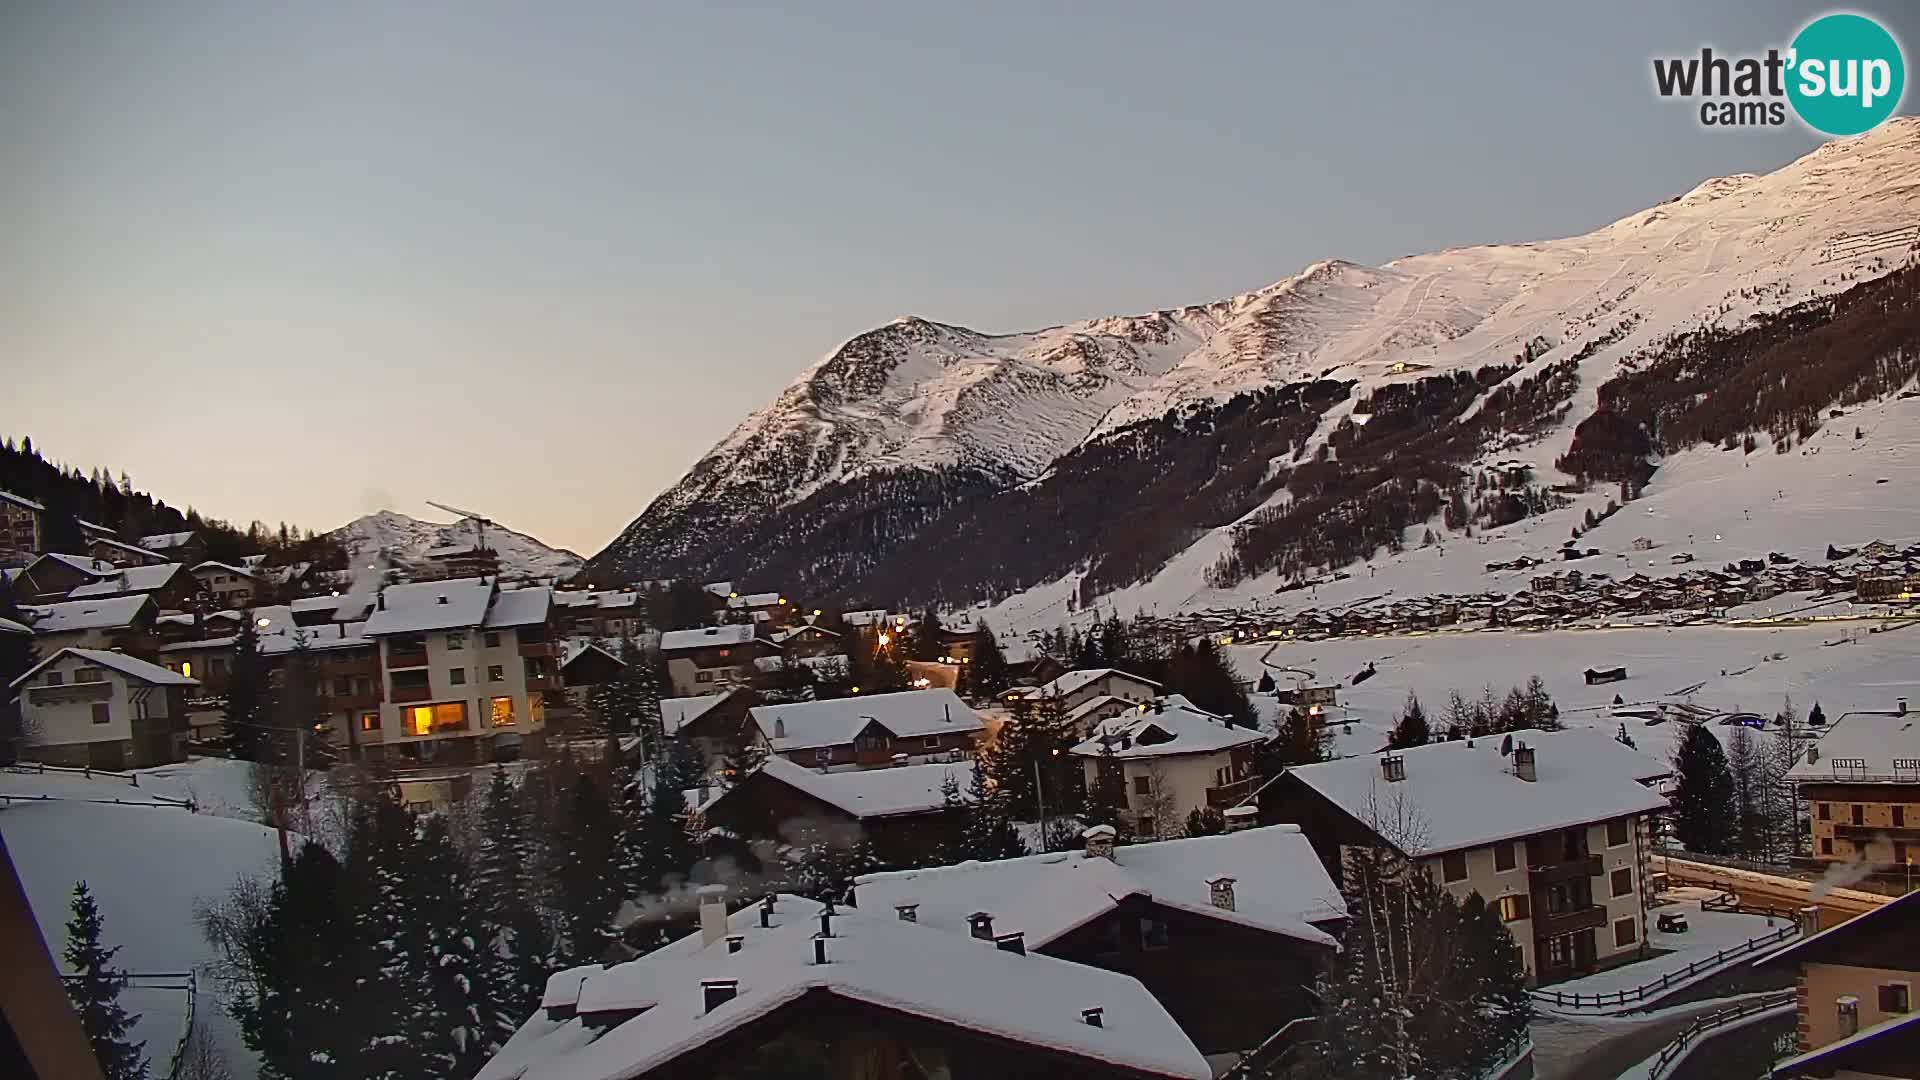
[224,616,271,760]
[472,768,549,1035]
[1162,638,1255,726]
[411,814,501,1077]
[1388,691,1430,749]
[63,882,148,1080]
[909,610,944,662]
[232,841,354,1080]
[1255,671,1275,694]
[352,796,436,1080]
[636,767,698,896]
[955,762,1027,861]
[1184,806,1226,837]
[1725,724,1766,858]
[1458,892,1532,1071]
[1808,701,1827,727]
[969,620,1011,696]
[554,773,617,966]
[1671,725,1738,854]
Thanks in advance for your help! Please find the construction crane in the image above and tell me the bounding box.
[427,500,494,552]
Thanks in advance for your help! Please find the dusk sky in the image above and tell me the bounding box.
[3,1,1909,555]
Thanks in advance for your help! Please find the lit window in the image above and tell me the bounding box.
[360,712,379,732]
[1497,894,1530,922]
[491,697,515,727]
[488,665,505,682]
[180,661,193,678]
[409,706,434,736]
[527,692,545,726]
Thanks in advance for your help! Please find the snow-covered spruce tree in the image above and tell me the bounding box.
[1388,691,1430,749]
[411,813,504,1077]
[223,616,271,761]
[63,881,148,1080]
[1671,724,1738,855]
[473,767,550,1032]
[968,620,1011,696]
[909,610,944,662]
[1458,892,1532,1071]
[636,765,698,896]
[957,761,1028,862]
[352,795,438,1080]
[232,841,354,1080]
[553,772,617,966]
[1725,724,1766,859]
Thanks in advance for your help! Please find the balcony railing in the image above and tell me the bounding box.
[1206,776,1259,809]
[1533,905,1607,938]
[386,649,429,669]
[391,684,432,704]
[1529,854,1603,886]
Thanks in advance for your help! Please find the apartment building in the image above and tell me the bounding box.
[0,490,44,556]
[1275,727,1670,985]
[1070,698,1267,839]
[359,578,557,764]
[9,647,196,769]
[1791,709,1920,872]
[659,623,779,697]
[1759,889,1919,1077]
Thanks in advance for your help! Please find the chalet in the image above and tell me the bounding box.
[748,688,983,768]
[10,647,197,769]
[1277,684,1339,708]
[63,562,196,611]
[358,579,558,764]
[1858,572,1908,602]
[1273,728,1669,985]
[662,688,760,773]
[0,490,44,555]
[1790,711,1920,871]
[1071,700,1267,838]
[769,621,843,659]
[86,535,172,568]
[191,561,261,609]
[17,553,119,602]
[1006,653,1067,688]
[855,824,1345,1055]
[938,623,985,662]
[1063,694,1139,738]
[488,892,1213,1080]
[702,756,973,866]
[659,623,779,697]
[552,588,646,639]
[137,530,207,566]
[1757,889,1920,1075]
[22,594,158,656]
[1021,668,1162,713]
[726,591,793,628]
[560,641,626,688]
[1862,539,1898,559]
[1583,665,1629,685]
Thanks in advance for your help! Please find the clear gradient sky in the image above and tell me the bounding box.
[3,1,1912,555]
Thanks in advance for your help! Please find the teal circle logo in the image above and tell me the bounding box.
[1787,13,1905,136]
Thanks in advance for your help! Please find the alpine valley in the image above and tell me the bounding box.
[590,121,1920,630]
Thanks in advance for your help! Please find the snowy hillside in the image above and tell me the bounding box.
[330,509,583,582]
[595,120,1920,608]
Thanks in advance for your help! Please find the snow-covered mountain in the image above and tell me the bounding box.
[331,509,583,582]
[593,120,1920,608]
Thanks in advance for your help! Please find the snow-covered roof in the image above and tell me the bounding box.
[771,623,839,643]
[482,586,552,629]
[23,594,151,633]
[744,756,972,818]
[65,563,184,599]
[86,536,164,562]
[480,894,1210,1080]
[751,654,848,675]
[1039,667,1162,699]
[726,591,783,609]
[561,641,624,669]
[0,489,45,512]
[137,530,196,551]
[289,594,342,614]
[1283,727,1671,857]
[659,623,760,652]
[10,647,197,690]
[1070,702,1266,760]
[1764,1010,1920,1079]
[661,693,731,737]
[749,689,982,752]
[0,616,31,635]
[33,553,118,579]
[360,578,494,635]
[841,609,891,627]
[190,560,257,579]
[855,824,1345,950]
[700,579,732,598]
[1065,694,1131,724]
[1789,712,1920,783]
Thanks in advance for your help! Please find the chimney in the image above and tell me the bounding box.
[967,912,995,940]
[774,716,787,739]
[1512,743,1537,783]
[895,903,919,923]
[813,935,829,965]
[1208,876,1237,912]
[698,885,728,947]
[1808,743,1820,764]
[726,934,744,954]
[1223,805,1259,832]
[1083,824,1118,860]
[994,932,1026,956]
[376,589,387,611]
[759,894,775,928]
[1381,754,1407,783]
[1900,697,1909,716]
[436,594,448,605]
[818,910,835,938]
[1082,1007,1104,1029]
[1798,905,1822,938]
[703,979,738,1013]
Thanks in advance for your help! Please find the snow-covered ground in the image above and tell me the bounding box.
[4,788,283,1079]
[1535,895,1789,1008]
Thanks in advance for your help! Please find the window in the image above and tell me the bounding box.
[180,661,192,678]
[1852,804,1865,826]
[1612,868,1634,897]
[696,670,714,683]
[1138,815,1156,838]
[488,665,505,682]
[1818,802,1831,821]
[484,632,501,648]
[1441,851,1468,883]
[406,702,467,736]
[334,677,352,696]
[91,702,111,725]
[1880,983,1911,1015]
[923,736,941,751]
[1495,842,1516,872]
[1607,820,1630,847]
[450,668,466,686]
[447,632,466,651]
[1821,836,1834,855]
[44,671,63,686]
[491,697,515,727]
[1546,935,1571,967]
[359,712,379,732]
[1613,918,1637,948]
[74,668,102,684]
[1132,776,1151,796]
[1139,916,1170,950]
[1895,805,1907,828]
[1497,894,1530,922]
[1838,996,1860,1038]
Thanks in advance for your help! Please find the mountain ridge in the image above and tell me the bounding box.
[331,509,583,582]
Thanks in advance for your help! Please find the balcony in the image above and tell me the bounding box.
[1529,854,1603,887]
[392,684,432,704]
[1533,905,1607,938]
[1206,776,1259,809]
[386,648,429,670]
[518,639,557,659]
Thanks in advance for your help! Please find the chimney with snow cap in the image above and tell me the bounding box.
[726,934,744,954]
[967,912,995,940]
[1083,824,1117,860]
[1223,805,1259,832]
[895,902,919,923]
[1513,743,1537,783]
[1208,876,1237,912]
[813,935,829,964]
[698,884,728,947]
[703,979,738,1013]
[994,932,1026,956]
[1381,754,1406,783]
